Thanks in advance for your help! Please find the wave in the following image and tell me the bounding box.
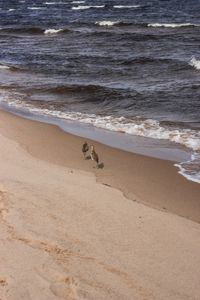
[44,84,123,100]
[120,57,173,65]
[175,153,200,184]
[95,20,134,27]
[0,27,70,35]
[44,28,64,34]
[113,5,141,9]
[189,57,200,70]
[72,5,105,10]
[0,27,44,34]
[148,23,200,28]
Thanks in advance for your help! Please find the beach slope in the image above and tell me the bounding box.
[0,110,200,299]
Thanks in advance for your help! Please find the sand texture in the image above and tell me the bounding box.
[0,110,200,299]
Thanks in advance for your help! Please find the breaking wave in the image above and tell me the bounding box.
[189,57,200,70]
[44,28,64,34]
[175,153,200,184]
[1,94,200,152]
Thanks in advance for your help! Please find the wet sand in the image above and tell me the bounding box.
[0,110,200,223]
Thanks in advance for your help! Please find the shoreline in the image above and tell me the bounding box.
[0,109,200,223]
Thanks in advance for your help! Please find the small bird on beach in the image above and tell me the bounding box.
[90,145,99,168]
[82,141,89,159]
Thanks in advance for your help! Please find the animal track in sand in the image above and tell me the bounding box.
[0,278,8,287]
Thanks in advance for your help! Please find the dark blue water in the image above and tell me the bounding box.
[0,0,200,182]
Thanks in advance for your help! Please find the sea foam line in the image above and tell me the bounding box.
[2,95,200,153]
[175,153,200,184]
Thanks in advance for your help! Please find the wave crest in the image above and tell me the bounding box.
[148,23,199,28]
[44,28,64,34]
[189,57,200,70]
[72,5,104,10]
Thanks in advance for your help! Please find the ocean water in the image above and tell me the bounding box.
[0,0,199,183]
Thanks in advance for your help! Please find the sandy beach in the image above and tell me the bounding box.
[0,109,200,300]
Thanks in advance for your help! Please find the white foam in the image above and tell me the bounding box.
[175,153,200,184]
[72,5,104,10]
[189,57,200,70]
[148,23,198,28]
[71,1,85,3]
[113,5,140,8]
[44,28,63,34]
[2,96,200,152]
[95,20,119,27]
[0,65,10,70]
[44,2,56,4]
[8,9,16,11]
[28,7,45,10]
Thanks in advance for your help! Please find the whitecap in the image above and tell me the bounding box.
[44,28,64,34]
[71,1,85,3]
[0,65,11,70]
[95,20,119,26]
[28,7,46,10]
[189,57,200,70]
[113,5,140,8]
[72,5,104,10]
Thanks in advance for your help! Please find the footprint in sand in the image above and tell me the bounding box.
[36,262,80,300]
[0,191,9,219]
[50,277,79,300]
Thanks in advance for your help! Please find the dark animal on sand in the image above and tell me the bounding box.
[82,141,89,159]
[90,145,99,168]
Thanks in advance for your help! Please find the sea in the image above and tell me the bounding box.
[0,0,199,183]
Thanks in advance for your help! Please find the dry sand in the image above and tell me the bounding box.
[0,110,200,300]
